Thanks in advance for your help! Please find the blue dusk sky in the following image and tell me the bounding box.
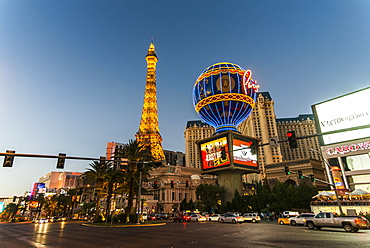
[1,1,369,197]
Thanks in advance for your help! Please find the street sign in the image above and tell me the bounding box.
[269,136,279,148]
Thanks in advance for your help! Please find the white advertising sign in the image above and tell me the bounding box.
[313,87,370,145]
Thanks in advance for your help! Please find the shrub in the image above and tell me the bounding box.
[113,213,137,223]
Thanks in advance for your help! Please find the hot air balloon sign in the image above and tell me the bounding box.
[193,62,259,133]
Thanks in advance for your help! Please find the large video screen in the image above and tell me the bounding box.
[232,138,258,170]
[199,136,231,171]
[312,87,370,145]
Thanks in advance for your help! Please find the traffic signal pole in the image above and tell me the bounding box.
[0,152,100,161]
[0,152,128,169]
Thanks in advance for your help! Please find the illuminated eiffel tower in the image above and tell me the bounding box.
[135,42,165,161]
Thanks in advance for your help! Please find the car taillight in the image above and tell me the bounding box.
[355,218,362,224]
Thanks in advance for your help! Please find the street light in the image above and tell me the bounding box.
[309,148,344,215]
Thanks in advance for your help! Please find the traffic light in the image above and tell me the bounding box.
[153,181,158,189]
[286,131,298,149]
[309,174,316,182]
[298,170,303,178]
[99,156,106,164]
[3,150,15,167]
[284,165,290,175]
[170,181,174,188]
[185,180,189,188]
[56,153,66,169]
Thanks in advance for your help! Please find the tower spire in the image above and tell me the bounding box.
[136,42,165,161]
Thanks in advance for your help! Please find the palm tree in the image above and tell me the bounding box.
[84,160,111,222]
[103,168,124,220]
[4,203,18,222]
[115,139,158,214]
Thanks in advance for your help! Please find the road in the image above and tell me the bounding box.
[1,220,369,248]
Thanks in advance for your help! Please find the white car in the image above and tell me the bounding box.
[38,218,48,224]
[243,213,261,223]
[190,214,207,222]
[208,214,223,222]
[219,213,244,224]
[289,213,315,226]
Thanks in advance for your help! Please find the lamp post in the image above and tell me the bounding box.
[309,148,344,215]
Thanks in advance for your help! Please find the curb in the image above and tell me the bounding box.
[82,222,167,228]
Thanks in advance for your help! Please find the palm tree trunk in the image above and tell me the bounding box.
[127,173,135,213]
[94,191,102,222]
[105,181,113,219]
[126,162,137,214]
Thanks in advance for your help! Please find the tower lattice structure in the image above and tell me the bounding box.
[136,42,165,161]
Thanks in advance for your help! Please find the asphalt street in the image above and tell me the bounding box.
[1,220,369,248]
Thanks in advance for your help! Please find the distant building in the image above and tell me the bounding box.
[184,120,214,169]
[276,114,321,161]
[147,165,215,213]
[106,141,127,168]
[38,171,82,192]
[164,150,185,167]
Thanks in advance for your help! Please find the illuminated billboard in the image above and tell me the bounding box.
[200,136,231,170]
[199,131,259,173]
[30,182,46,199]
[312,87,370,145]
[232,135,258,170]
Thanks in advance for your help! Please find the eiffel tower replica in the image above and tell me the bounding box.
[135,42,165,161]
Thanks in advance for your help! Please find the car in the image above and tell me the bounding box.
[190,214,207,222]
[173,214,191,222]
[181,214,191,222]
[289,213,315,226]
[37,218,48,224]
[147,215,157,221]
[219,213,244,224]
[157,213,170,220]
[141,213,148,221]
[49,217,60,222]
[277,217,290,225]
[208,214,223,222]
[243,213,261,223]
[282,211,299,217]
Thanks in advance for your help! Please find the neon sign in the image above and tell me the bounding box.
[326,141,370,155]
[243,70,259,93]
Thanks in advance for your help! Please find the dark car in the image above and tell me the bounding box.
[147,215,157,221]
[157,213,170,220]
